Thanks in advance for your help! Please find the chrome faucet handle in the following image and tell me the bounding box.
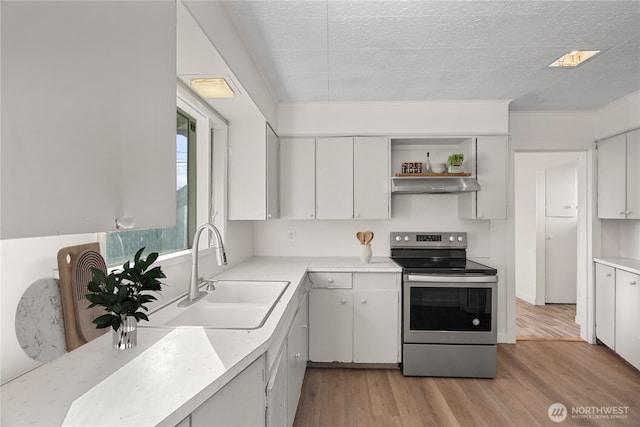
[204,279,217,291]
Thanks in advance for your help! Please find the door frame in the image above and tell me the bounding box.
[514,150,595,343]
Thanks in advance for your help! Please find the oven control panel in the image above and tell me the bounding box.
[390,232,467,248]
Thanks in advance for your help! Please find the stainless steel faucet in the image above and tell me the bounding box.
[178,222,227,307]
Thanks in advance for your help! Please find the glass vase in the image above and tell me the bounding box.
[113,316,137,350]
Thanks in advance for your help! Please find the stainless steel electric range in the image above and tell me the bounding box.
[390,232,498,378]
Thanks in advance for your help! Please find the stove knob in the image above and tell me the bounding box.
[395,236,402,242]
[404,236,410,242]
[472,318,480,326]
[457,235,464,242]
[449,236,455,242]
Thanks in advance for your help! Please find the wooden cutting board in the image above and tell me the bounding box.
[57,243,108,351]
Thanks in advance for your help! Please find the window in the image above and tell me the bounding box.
[105,109,197,266]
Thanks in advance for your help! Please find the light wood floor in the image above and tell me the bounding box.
[516,298,581,339]
[293,342,640,427]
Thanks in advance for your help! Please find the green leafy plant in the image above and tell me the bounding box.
[448,153,464,166]
[86,247,166,331]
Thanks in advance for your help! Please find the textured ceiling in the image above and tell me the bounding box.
[222,0,640,111]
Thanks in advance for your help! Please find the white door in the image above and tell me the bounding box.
[316,137,353,219]
[308,289,353,362]
[353,137,389,219]
[280,138,315,219]
[546,163,577,217]
[545,163,578,303]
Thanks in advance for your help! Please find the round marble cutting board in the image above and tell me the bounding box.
[15,278,67,361]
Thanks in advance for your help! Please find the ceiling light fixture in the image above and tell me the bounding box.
[190,78,234,98]
[548,50,601,68]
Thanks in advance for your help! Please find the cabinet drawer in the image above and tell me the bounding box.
[308,272,352,289]
[353,272,400,290]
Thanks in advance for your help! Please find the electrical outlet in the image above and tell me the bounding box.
[287,229,296,241]
[490,221,498,232]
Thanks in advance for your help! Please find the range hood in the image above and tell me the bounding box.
[391,176,480,194]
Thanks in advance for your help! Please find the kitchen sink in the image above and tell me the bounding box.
[149,280,290,329]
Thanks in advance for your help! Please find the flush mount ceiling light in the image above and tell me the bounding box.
[548,50,601,68]
[190,78,234,98]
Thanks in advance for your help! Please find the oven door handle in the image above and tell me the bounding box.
[405,274,497,283]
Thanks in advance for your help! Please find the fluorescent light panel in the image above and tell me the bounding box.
[548,50,601,68]
[190,78,234,98]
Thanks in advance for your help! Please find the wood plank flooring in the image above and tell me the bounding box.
[516,298,581,339]
[293,342,640,427]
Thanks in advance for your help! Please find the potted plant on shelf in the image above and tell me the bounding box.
[447,153,464,173]
[86,247,165,349]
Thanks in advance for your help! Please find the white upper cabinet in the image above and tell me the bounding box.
[316,137,354,219]
[280,138,315,219]
[626,130,640,219]
[1,1,176,238]
[458,135,508,220]
[228,121,280,220]
[598,130,640,219]
[353,137,390,219]
[316,136,390,220]
[266,125,280,220]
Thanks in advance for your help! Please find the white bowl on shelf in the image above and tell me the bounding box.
[432,163,446,173]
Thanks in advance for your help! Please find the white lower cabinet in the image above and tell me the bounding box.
[190,355,266,427]
[615,269,640,370]
[595,261,640,370]
[266,294,309,427]
[309,272,400,364]
[309,288,353,362]
[595,263,616,349]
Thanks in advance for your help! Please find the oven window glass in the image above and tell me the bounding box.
[409,287,492,331]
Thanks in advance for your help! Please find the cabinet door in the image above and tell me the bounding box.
[316,137,354,219]
[266,348,288,427]
[266,124,280,220]
[595,263,615,349]
[615,270,640,370]
[192,355,266,427]
[1,1,176,238]
[476,135,507,219]
[353,289,399,363]
[458,135,507,220]
[287,296,308,427]
[354,137,390,219]
[597,134,627,219]
[309,289,353,362]
[626,129,640,219]
[280,138,316,219]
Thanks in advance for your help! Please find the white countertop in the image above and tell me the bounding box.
[0,256,401,427]
[593,257,640,275]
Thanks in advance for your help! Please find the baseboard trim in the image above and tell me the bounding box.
[307,362,400,370]
[516,336,583,342]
